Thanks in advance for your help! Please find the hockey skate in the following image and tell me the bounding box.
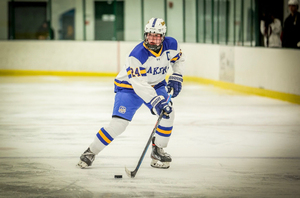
[77,148,95,169]
[150,137,172,169]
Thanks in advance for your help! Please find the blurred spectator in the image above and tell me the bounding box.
[64,25,74,40]
[36,21,54,40]
[282,0,300,49]
[260,12,282,47]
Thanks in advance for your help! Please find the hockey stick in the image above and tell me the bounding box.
[125,92,172,178]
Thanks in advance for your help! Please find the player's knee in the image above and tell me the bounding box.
[104,117,129,138]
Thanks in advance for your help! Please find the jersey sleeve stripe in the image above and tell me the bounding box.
[170,51,182,63]
[139,67,147,76]
[171,57,178,61]
[126,67,132,79]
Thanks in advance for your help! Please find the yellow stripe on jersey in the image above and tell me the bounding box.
[171,57,178,61]
[126,67,133,78]
[140,67,147,76]
[114,81,133,89]
[127,70,132,77]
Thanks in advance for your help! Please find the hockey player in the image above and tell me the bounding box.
[77,18,185,169]
[282,0,300,48]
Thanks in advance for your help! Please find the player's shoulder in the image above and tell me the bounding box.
[163,37,178,51]
[129,41,149,65]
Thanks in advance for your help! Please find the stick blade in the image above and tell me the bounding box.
[125,167,136,178]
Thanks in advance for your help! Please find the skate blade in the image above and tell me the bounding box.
[77,160,88,169]
[150,160,170,169]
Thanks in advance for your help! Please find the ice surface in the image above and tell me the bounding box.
[0,76,299,198]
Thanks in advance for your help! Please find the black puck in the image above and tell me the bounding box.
[114,175,122,179]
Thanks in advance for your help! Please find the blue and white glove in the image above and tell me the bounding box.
[167,73,183,98]
[150,95,172,119]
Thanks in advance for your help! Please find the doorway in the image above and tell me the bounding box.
[94,1,124,40]
[9,2,47,39]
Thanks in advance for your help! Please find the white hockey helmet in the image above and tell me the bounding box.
[144,18,166,51]
[144,18,167,36]
[288,0,299,5]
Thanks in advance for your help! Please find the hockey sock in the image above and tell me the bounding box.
[89,117,129,154]
[154,109,175,148]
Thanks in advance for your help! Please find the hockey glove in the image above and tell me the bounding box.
[167,73,183,98]
[150,95,172,119]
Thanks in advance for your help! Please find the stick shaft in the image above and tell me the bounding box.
[131,113,164,177]
[126,93,172,178]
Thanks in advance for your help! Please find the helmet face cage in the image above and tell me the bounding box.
[144,33,164,51]
[144,18,166,51]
